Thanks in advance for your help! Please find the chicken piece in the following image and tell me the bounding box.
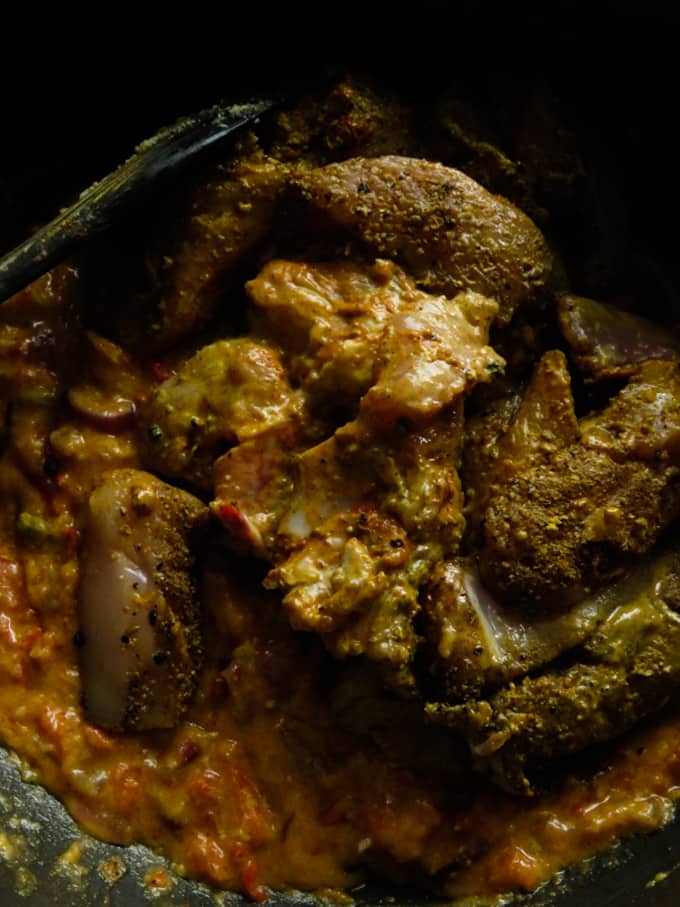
[481,447,680,605]
[429,542,680,794]
[292,156,560,324]
[376,410,466,548]
[149,149,287,347]
[211,426,299,557]
[227,255,500,570]
[267,410,465,686]
[460,380,523,539]
[463,350,577,535]
[480,361,680,604]
[274,509,412,635]
[489,350,579,472]
[423,558,645,702]
[140,338,303,492]
[247,258,420,400]
[276,409,466,559]
[558,294,680,380]
[360,289,503,426]
[85,145,290,353]
[275,429,380,548]
[78,469,209,731]
[244,255,503,681]
[249,257,503,419]
[274,520,420,690]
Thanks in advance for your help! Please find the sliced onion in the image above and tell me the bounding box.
[68,386,136,432]
[78,468,208,731]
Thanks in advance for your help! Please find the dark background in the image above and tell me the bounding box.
[0,9,676,266]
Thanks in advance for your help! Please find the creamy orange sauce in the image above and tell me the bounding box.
[0,166,679,904]
[4,476,680,902]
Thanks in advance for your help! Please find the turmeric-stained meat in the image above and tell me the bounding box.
[267,411,465,686]
[248,258,420,401]
[223,255,502,677]
[429,543,680,794]
[360,289,502,425]
[292,156,560,324]
[274,509,413,636]
[276,409,466,557]
[140,338,303,493]
[212,427,299,557]
[488,350,579,472]
[147,150,289,351]
[423,558,644,703]
[248,258,503,418]
[460,381,523,541]
[233,258,503,681]
[558,294,680,380]
[218,255,495,559]
[579,359,680,463]
[246,258,505,427]
[275,428,381,549]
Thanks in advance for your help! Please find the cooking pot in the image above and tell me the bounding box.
[1,13,679,905]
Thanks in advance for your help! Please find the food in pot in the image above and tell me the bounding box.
[1,74,680,902]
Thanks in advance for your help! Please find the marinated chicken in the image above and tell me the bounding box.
[429,543,680,794]
[267,410,464,687]
[236,257,502,683]
[82,146,292,354]
[422,558,622,702]
[247,257,503,418]
[2,74,680,907]
[247,258,422,402]
[463,349,578,539]
[480,359,680,604]
[292,155,561,323]
[140,337,304,492]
